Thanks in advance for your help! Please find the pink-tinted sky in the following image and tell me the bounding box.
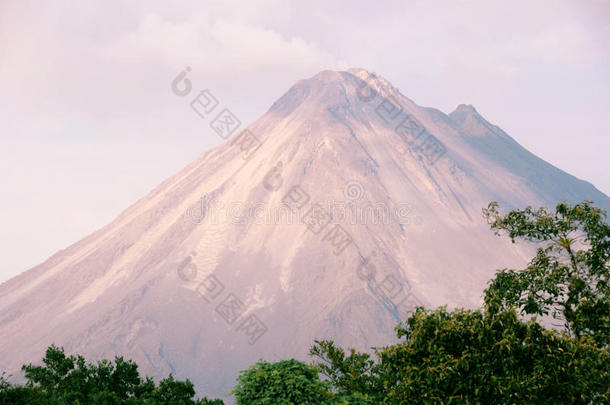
[1,0,609,282]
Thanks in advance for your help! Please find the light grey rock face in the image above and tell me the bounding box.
[447,103,610,213]
[1,69,607,401]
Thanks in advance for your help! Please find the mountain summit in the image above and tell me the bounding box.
[1,69,608,400]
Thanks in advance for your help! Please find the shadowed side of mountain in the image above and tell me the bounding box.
[449,104,610,213]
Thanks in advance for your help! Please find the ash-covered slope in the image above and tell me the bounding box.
[447,103,609,213]
[1,68,607,400]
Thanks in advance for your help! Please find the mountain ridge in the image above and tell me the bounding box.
[0,68,608,401]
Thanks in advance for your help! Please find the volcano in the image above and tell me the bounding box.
[1,68,608,400]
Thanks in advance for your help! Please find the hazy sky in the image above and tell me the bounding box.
[1,0,609,283]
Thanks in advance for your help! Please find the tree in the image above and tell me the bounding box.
[381,307,608,404]
[0,372,45,404]
[307,201,610,403]
[230,359,338,405]
[310,308,610,404]
[0,345,224,404]
[483,201,610,346]
[309,341,380,404]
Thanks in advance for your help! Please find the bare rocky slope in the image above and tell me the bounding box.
[1,68,608,400]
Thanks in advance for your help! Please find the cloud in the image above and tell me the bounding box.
[106,12,342,76]
[0,3,344,139]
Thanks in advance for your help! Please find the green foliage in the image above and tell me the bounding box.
[230,359,338,405]
[0,373,8,392]
[483,201,610,346]
[309,340,380,403]
[383,307,609,404]
[0,346,223,405]
[308,201,610,404]
[310,307,610,404]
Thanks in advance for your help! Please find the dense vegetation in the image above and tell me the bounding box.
[0,346,223,404]
[1,201,608,404]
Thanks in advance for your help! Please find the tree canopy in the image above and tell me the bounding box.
[483,200,610,346]
[308,201,610,403]
[311,306,609,404]
[230,359,337,405]
[0,345,224,404]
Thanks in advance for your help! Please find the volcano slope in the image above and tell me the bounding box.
[1,68,608,399]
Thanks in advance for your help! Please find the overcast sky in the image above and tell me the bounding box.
[1,0,609,283]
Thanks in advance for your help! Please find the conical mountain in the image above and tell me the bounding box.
[1,68,608,400]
